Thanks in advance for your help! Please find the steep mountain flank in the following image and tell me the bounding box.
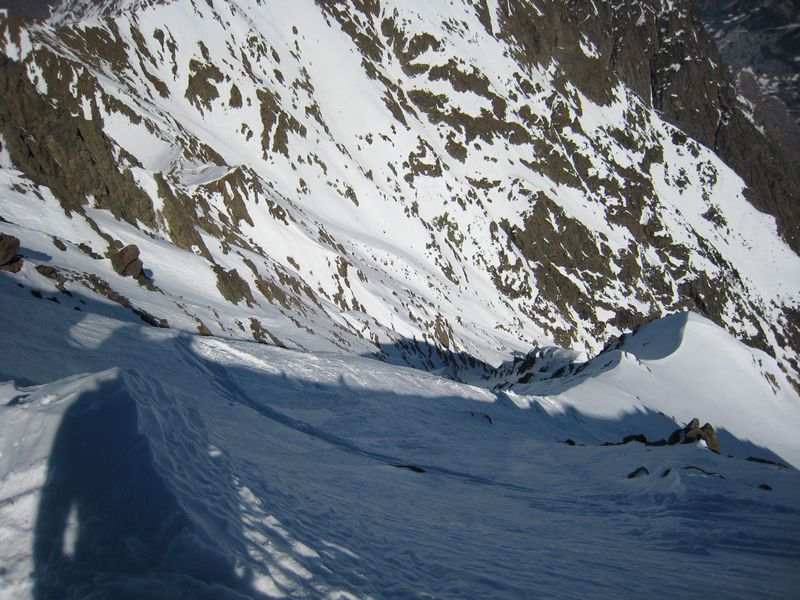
[689,0,800,128]
[0,0,798,385]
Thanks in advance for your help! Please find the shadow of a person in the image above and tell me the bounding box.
[32,375,260,600]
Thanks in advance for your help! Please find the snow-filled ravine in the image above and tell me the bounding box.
[1,270,799,599]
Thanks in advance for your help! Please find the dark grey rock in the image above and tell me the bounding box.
[392,464,426,473]
[623,434,648,445]
[627,466,650,479]
[747,456,788,468]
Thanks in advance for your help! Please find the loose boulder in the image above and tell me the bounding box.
[0,233,20,265]
[110,244,144,279]
[681,418,720,453]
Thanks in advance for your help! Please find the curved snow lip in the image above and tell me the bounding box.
[614,311,691,361]
[576,312,800,467]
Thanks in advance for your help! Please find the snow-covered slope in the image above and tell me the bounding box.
[500,312,800,467]
[1,274,799,599]
[0,0,798,381]
[1,1,799,596]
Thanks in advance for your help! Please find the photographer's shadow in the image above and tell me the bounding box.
[33,375,265,600]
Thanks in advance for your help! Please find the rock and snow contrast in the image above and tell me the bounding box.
[689,0,800,159]
[0,0,799,597]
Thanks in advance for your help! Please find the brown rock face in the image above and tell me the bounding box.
[616,0,800,253]
[0,233,20,265]
[110,244,144,279]
[214,265,255,307]
[680,418,720,453]
[700,423,720,453]
[493,0,800,253]
[0,54,156,227]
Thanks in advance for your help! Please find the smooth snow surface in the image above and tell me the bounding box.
[1,275,798,599]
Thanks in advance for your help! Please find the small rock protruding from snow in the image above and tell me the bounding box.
[627,466,650,479]
[110,243,144,280]
[679,418,720,453]
[0,233,22,271]
[622,434,648,445]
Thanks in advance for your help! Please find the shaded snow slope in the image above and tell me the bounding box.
[1,269,799,598]
[503,312,800,468]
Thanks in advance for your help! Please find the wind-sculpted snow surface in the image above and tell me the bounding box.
[500,312,800,467]
[1,273,799,598]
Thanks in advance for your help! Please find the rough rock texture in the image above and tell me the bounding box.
[214,265,255,307]
[0,233,20,265]
[499,0,800,252]
[676,418,721,453]
[688,0,800,126]
[0,51,156,227]
[110,244,143,279]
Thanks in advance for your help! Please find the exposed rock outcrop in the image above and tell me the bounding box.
[0,233,20,265]
[110,244,144,280]
[673,418,721,453]
[0,233,22,272]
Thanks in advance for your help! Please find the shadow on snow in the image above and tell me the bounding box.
[0,277,795,598]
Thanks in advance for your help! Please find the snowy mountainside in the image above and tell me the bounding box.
[1,1,800,597]
[0,0,798,384]
[1,271,799,598]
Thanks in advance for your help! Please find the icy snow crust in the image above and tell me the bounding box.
[1,272,799,598]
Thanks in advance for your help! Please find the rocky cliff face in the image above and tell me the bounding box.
[0,0,57,20]
[689,0,800,129]
[686,0,800,244]
[0,0,798,385]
